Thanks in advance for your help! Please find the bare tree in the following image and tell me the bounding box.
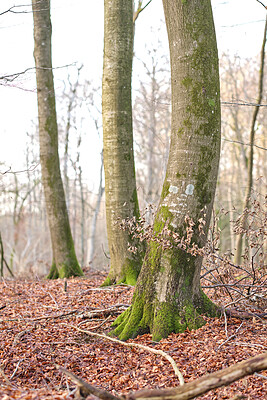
[32,0,83,279]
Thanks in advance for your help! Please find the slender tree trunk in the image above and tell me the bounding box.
[235,16,267,265]
[102,0,144,285]
[112,0,221,341]
[87,151,105,266]
[78,165,85,268]
[32,0,83,279]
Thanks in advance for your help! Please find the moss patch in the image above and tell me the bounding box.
[101,256,141,287]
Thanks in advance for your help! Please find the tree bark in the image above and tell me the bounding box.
[112,0,221,341]
[32,0,83,279]
[102,0,144,285]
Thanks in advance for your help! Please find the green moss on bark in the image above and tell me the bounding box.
[47,244,84,279]
[111,287,217,342]
[161,180,170,200]
[101,256,141,286]
[152,301,205,342]
[46,262,58,279]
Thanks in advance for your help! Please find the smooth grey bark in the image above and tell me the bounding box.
[112,0,221,341]
[32,0,83,279]
[133,47,171,215]
[102,0,144,285]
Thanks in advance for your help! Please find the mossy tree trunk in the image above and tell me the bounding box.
[32,0,83,279]
[112,0,221,341]
[102,0,144,286]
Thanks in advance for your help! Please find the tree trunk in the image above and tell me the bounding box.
[234,16,267,265]
[87,151,105,266]
[102,0,144,285]
[32,0,83,279]
[112,0,221,341]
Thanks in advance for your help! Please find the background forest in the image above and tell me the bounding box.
[0,1,266,399]
[0,19,266,278]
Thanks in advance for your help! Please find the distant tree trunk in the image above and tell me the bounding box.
[102,0,144,285]
[32,0,83,279]
[235,16,267,265]
[0,232,14,278]
[87,151,105,267]
[78,165,85,268]
[112,0,221,341]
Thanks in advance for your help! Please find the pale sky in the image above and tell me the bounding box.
[0,0,266,189]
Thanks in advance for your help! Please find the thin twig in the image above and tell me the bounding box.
[256,0,267,9]
[78,314,112,329]
[254,372,267,379]
[216,322,244,351]
[10,359,23,380]
[223,309,228,338]
[63,324,185,386]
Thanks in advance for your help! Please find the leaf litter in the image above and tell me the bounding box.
[0,272,266,399]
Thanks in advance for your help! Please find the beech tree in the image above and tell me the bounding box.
[32,0,83,279]
[112,0,221,341]
[102,0,144,285]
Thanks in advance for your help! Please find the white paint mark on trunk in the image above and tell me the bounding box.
[185,184,194,195]
[169,185,178,194]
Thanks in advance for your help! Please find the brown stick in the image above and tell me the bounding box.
[128,352,267,400]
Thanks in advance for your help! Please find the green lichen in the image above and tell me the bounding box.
[208,98,215,107]
[181,76,192,88]
[153,205,173,234]
[161,180,170,200]
[183,117,192,129]
[177,127,184,136]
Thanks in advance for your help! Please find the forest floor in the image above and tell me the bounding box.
[0,271,266,400]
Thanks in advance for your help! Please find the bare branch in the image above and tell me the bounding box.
[0,64,77,83]
[256,0,267,9]
[133,0,153,24]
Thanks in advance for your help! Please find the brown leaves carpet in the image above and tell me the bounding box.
[0,272,266,399]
